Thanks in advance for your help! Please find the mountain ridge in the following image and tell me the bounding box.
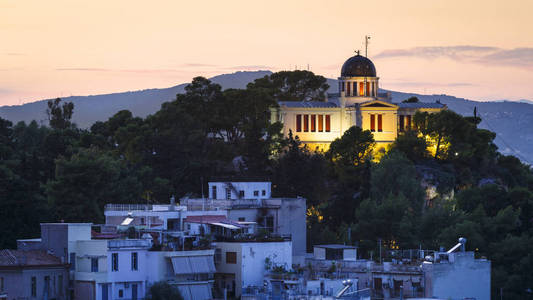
[1,70,531,164]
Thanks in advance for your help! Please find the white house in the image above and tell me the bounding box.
[214,240,292,299]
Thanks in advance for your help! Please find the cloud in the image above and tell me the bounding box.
[56,68,183,73]
[375,46,533,69]
[5,52,25,56]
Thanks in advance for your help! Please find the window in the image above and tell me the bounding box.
[318,115,323,132]
[238,217,245,222]
[131,252,138,271]
[341,82,345,92]
[0,277,3,291]
[70,252,76,270]
[378,114,383,132]
[58,275,63,296]
[353,82,357,96]
[303,115,309,132]
[91,257,99,272]
[262,190,266,196]
[406,115,412,130]
[226,188,231,199]
[112,253,118,271]
[366,82,370,96]
[359,82,364,96]
[266,216,274,233]
[296,114,302,132]
[371,82,375,96]
[31,276,36,297]
[140,217,145,225]
[346,81,351,95]
[226,252,237,264]
[44,276,50,295]
[311,115,316,132]
[325,115,331,132]
[212,186,217,199]
[399,115,405,132]
[370,114,375,132]
[119,289,124,298]
[253,190,259,196]
[239,190,245,198]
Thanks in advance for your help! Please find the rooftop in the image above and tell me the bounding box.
[315,244,357,249]
[0,249,65,267]
[278,101,338,108]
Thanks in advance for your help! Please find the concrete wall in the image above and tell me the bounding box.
[424,252,491,300]
[278,198,306,257]
[0,267,68,300]
[208,182,271,200]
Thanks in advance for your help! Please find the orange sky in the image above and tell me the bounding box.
[1,0,533,105]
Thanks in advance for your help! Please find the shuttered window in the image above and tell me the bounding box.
[370,114,375,132]
[296,114,302,132]
[378,114,383,132]
[311,115,316,132]
[318,115,323,132]
[325,115,331,132]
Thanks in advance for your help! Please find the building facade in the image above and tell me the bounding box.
[271,54,446,150]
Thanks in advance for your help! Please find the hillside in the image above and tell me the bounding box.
[0,70,531,163]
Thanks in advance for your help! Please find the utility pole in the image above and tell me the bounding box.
[365,35,371,57]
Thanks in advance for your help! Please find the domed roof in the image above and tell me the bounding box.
[341,54,376,77]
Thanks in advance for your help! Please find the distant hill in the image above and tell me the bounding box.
[1,70,531,164]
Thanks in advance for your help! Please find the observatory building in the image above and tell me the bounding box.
[271,52,446,151]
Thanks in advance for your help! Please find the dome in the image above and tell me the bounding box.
[340,54,376,77]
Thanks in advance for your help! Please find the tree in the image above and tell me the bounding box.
[146,282,184,300]
[402,96,420,103]
[327,126,375,166]
[248,70,330,102]
[46,98,74,130]
[390,130,429,162]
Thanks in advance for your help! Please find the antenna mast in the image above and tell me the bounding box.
[365,35,371,57]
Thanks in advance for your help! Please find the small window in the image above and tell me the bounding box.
[131,252,138,271]
[31,276,36,297]
[239,190,245,198]
[91,257,98,272]
[262,190,266,196]
[225,188,231,199]
[226,252,237,264]
[119,289,124,298]
[112,253,119,271]
[238,217,245,222]
[211,186,217,199]
[253,190,259,197]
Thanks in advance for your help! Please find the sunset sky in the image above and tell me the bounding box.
[1,0,533,105]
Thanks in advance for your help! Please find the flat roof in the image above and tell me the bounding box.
[315,244,357,249]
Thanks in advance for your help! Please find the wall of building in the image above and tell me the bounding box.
[424,252,491,300]
[280,108,344,146]
[241,242,292,295]
[208,182,271,200]
[278,198,306,257]
[0,267,68,300]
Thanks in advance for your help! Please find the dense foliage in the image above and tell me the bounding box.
[0,72,531,299]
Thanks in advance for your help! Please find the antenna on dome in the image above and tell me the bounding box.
[365,35,371,57]
[355,50,360,56]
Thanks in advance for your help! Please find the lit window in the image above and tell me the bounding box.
[296,114,302,132]
[318,115,323,132]
[378,114,383,132]
[370,115,375,132]
[303,115,309,132]
[359,82,364,96]
[325,115,331,132]
[311,115,316,132]
[406,115,412,130]
[366,82,370,96]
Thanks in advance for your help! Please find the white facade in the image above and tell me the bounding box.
[208,182,271,200]
[423,252,490,300]
[214,241,292,298]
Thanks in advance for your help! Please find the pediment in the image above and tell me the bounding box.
[359,100,398,108]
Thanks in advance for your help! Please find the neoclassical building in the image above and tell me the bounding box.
[271,53,446,150]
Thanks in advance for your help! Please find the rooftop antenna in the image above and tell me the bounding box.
[365,35,371,57]
[355,50,360,56]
